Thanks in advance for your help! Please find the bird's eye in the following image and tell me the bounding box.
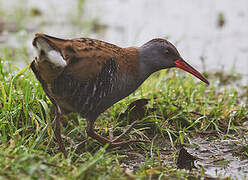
[164,50,169,55]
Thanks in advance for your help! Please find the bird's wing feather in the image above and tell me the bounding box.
[63,38,122,82]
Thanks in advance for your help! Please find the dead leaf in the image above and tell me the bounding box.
[119,99,156,124]
[177,147,197,170]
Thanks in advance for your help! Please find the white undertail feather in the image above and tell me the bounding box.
[47,50,66,67]
[35,37,66,68]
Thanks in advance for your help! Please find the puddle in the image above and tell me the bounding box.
[118,136,248,179]
[186,137,248,179]
[84,0,248,79]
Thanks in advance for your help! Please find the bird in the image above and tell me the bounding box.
[30,33,209,156]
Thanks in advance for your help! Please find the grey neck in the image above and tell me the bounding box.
[138,46,161,80]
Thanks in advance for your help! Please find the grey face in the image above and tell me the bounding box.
[139,39,182,73]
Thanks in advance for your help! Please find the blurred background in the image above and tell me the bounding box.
[0,0,247,81]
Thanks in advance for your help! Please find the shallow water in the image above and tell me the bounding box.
[187,138,248,179]
[84,0,248,78]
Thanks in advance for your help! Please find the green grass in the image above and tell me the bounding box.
[0,52,247,179]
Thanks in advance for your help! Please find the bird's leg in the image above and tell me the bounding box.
[86,120,111,144]
[52,106,67,157]
[86,119,149,147]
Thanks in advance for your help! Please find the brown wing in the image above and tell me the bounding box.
[33,33,123,82]
[33,33,141,83]
[60,38,123,82]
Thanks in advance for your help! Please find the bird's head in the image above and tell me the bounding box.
[139,38,209,85]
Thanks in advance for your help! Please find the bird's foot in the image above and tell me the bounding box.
[86,120,150,147]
